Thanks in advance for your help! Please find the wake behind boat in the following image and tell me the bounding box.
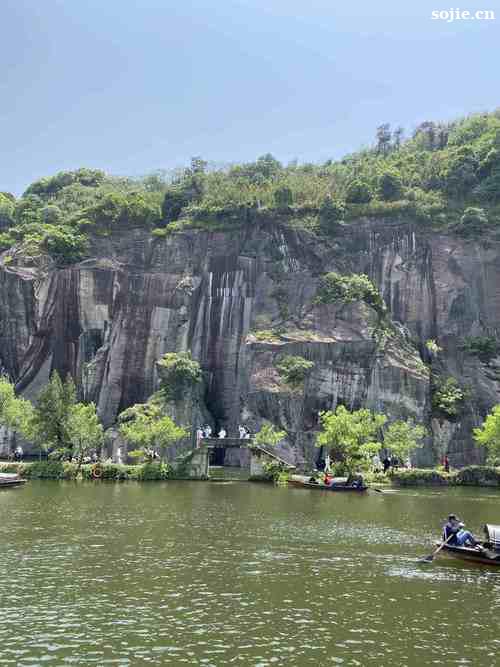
[288,474,368,493]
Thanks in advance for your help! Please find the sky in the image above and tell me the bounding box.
[2,0,499,195]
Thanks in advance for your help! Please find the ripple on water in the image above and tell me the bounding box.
[1,482,500,665]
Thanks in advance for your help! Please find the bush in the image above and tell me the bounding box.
[275,355,314,386]
[273,186,293,208]
[345,180,372,203]
[314,272,386,317]
[377,170,403,201]
[133,462,172,481]
[461,335,499,362]
[431,376,465,417]
[79,463,134,480]
[24,169,105,198]
[261,460,290,483]
[390,468,449,486]
[156,352,202,401]
[319,195,345,232]
[0,461,74,479]
[0,461,175,482]
[454,465,500,486]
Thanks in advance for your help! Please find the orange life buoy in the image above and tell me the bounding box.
[92,466,103,479]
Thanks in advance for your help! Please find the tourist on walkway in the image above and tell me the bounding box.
[218,427,226,439]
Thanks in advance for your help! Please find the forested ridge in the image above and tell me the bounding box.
[1,109,500,265]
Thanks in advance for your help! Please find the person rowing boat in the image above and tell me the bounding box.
[443,514,483,549]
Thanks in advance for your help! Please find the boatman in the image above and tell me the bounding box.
[443,514,481,548]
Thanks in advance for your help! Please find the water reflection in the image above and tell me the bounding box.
[1,482,500,665]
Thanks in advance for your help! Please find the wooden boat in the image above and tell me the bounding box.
[0,472,26,488]
[289,476,368,493]
[436,524,500,567]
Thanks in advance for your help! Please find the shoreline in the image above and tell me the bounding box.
[2,461,500,488]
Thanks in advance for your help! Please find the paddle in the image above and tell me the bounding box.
[420,533,454,563]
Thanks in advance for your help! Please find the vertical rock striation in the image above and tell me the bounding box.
[0,217,499,466]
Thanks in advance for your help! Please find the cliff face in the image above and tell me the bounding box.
[1,215,499,466]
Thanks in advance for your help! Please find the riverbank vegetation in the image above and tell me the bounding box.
[2,110,500,265]
[0,360,190,463]
[391,466,500,487]
[0,461,173,481]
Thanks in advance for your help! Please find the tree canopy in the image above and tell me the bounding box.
[66,402,104,472]
[118,402,186,457]
[3,109,500,264]
[316,405,387,473]
[382,419,426,462]
[253,421,286,448]
[474,405,500,463]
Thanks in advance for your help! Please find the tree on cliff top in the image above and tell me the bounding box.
[474,405,500,464]
[316,405,386,474]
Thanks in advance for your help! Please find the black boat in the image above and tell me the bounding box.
[289,476,368,493]
[436,524,500,567]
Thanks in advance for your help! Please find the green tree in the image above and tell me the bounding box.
[66,402,104,473]
[276,355,314,387]
[376,123,392,155]
[432,376,465,418]
[314,272,386,317]
[474,405,500,463]
[156,352,202,401]
[118,402,186,459]
[461,335,499,362]
[162,187,190,222]
[0,376,35,438]
[30,371,77,455]
[377,170,403,201]
[273,186,293,208]
[393,126,404,149]
[345,180,372,204]
[253,421,286,448]
[316,405,387,474]
[383,419,426,462]
[0,193,15,229]
[319,195,345,231]
[459,207,488,233]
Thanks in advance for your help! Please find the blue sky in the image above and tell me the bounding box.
[2,0,499,195]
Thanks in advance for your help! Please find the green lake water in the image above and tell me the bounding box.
[1,481,500,666]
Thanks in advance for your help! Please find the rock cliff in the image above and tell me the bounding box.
[1,213,499,467]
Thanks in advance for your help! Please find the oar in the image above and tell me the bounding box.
[370,487,384,493]
[420,533,454,563]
